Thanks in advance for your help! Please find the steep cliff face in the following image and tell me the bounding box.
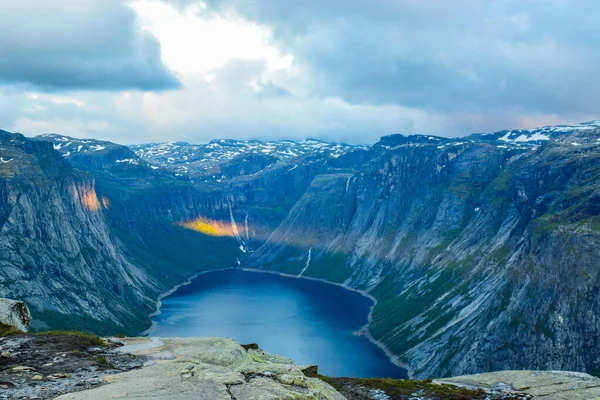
[246,129,600,378]
[0,131,160,334]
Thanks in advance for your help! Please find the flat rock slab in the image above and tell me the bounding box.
[437,370,600,399]
[55,337,346,400]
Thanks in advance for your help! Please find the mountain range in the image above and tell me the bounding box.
[1,120,599,378]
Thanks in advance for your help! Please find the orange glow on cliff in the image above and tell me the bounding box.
[178,217,236,237]
[80,186,101,211]
[101,196,110,209]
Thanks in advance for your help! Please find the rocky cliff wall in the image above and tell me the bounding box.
[0,132,160,334]
[247,130,600,378]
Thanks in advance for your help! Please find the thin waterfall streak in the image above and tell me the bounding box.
[299,248,313,276]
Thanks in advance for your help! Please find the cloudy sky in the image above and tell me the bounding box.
[1,0,599,144]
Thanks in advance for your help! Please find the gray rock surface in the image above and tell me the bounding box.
[438,370,600,399]
[0,298,31,332]
[55,337,346,400]
[0,131,163,335]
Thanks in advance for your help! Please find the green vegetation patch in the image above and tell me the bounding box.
[36,330,103,347]
[304,251,352,283]
[490,245,511,265]
[533,213,565,234]
[320,376,487,400]
[112,221,240,281]
[369,269,460,356]
[534,213,600,235]
[0,322,24,336]
[247,196,300,226]
[424,229,462,264]
[448,184,472,201]
[32,310,137,337]
[93,355,114,368]
[254,245,307,274]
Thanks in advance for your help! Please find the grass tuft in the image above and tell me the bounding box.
[93,355,114,368]
[0,323,24,337]
[319,376,487,400]
[36,330,104,346]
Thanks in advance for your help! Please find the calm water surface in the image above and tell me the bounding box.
[151,269,407,378]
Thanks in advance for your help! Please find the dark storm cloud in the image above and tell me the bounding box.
[0,0,180,91]
[199,0,600,117]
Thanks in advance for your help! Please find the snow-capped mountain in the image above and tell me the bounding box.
[35,133,161,178]
[372,120,600,154]
[37,134,118,156]
[470,120,600,145]
[37,121,600,182]
[130,139,365,179]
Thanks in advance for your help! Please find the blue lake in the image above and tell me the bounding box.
[151,269,407,378]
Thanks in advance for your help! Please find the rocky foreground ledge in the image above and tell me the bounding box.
[2,334,600,399]
[55,336,345,400]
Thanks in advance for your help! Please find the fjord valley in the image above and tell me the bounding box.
[0,120,599,383]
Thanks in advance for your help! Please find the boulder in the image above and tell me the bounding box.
[0,298,32,333]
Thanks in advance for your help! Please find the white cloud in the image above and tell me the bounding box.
[132,1,294,78]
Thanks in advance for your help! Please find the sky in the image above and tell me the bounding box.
[1,0,599,144]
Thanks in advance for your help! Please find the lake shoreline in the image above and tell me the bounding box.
[144,266,412,378]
